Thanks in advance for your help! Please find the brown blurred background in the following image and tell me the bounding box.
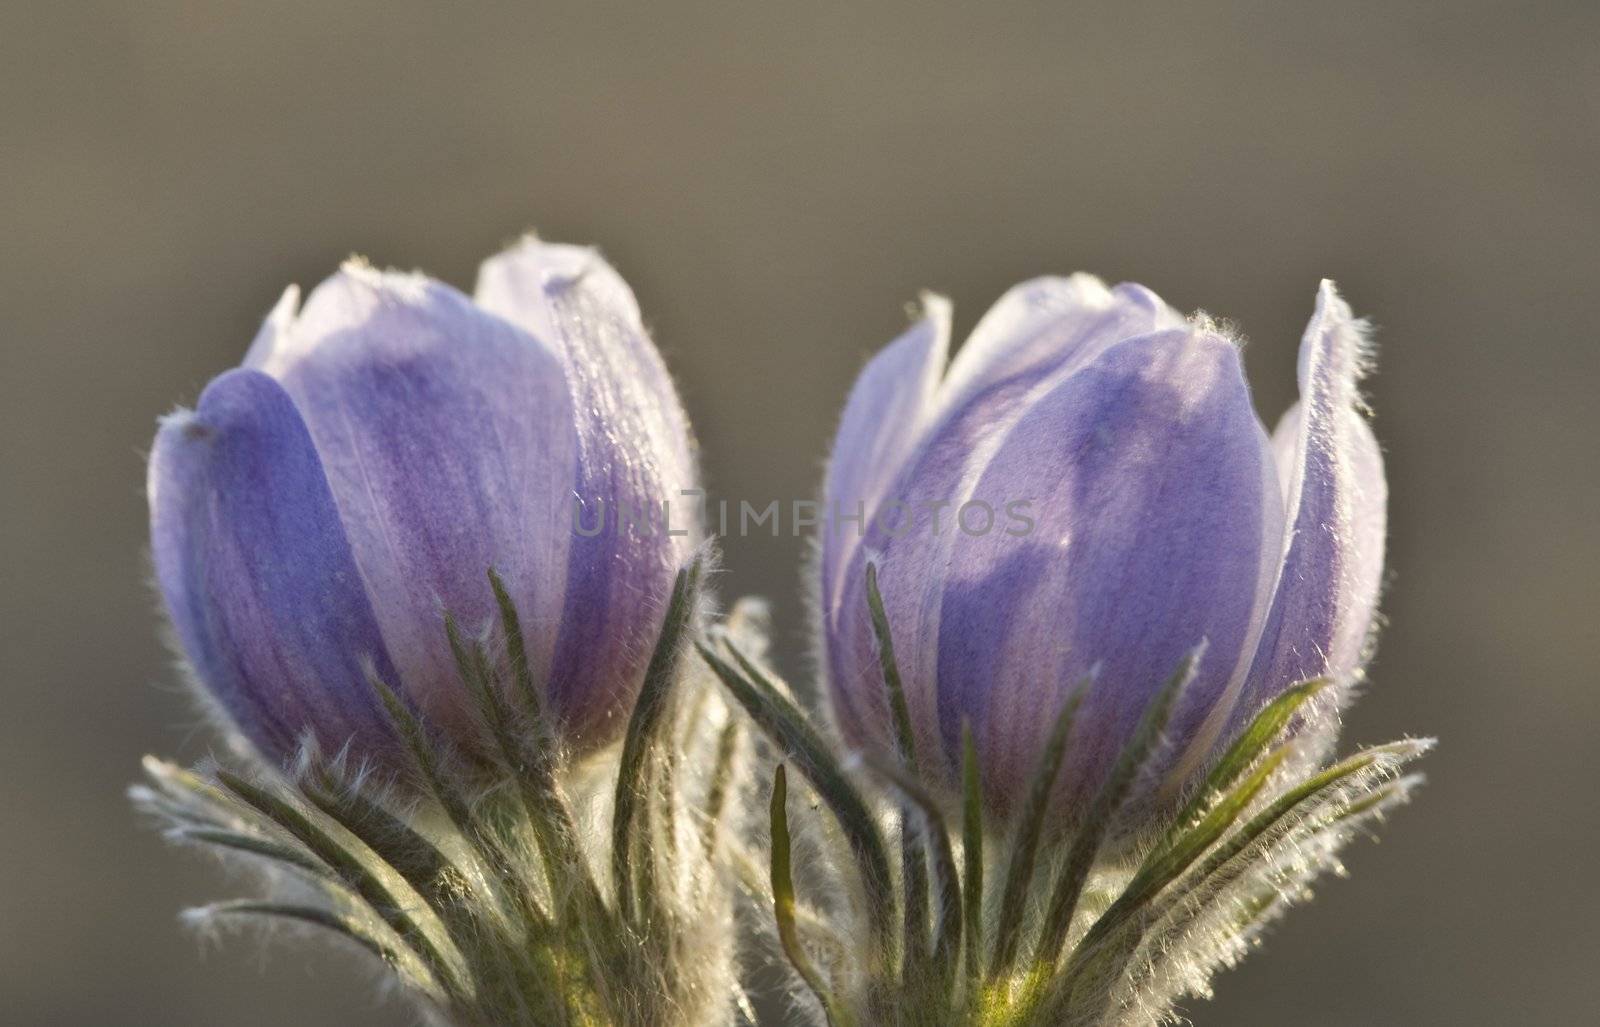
[2,1,1596,1024]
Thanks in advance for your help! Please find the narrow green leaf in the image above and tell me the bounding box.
[861,754,964,998]
[487,567,551,747]
[447,611,603,922]
[988,683,1085,979]
[771,765,855,1027]
[1070,745,1288,963]
[1328,776,1415,825]
[366,671,476,835]
[864,562,931,975]
[141,755,263,829]
[1160,678,1327,847]
[214,769,467,1000]
[960,722,984,992]
[701,719,743,860]
[864,562,918,767]
[697,638,897,965]
[300,772,458,912]
[190,900,419,983]
[1052,739,1431,1021]
[173,826,335,882]
[486,569,589,855]
[1188,741,1431,891]
[366,669,547,932]
[612,562,699,924]
[1032,651,1195,969]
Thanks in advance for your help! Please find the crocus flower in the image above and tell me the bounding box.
[821,276,1384,828]
[148,239,698,769]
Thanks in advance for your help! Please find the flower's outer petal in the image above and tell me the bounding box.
[930,328,1281,821]
[1269,402,1387,682]
[937,275,1185,418]
[1234,280,1385,739]
[257,263,579,744]
[824,283,1188,774]
[148,369,401,767]
[476,238,699,744]
[821,296,950,612]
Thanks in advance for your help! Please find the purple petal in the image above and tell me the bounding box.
[476,239,698,743]
[937,329,1280,819]
[821,296,950,611]
[148,369,400,766]
[824,281,1189,774]
[1233,280,1386,737]
[938,274,1185,417]
[256,264,579,743]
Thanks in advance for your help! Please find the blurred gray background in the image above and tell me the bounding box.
[3,1,1596,1024]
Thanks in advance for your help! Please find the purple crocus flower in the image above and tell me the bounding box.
[148,239,699,769]
[821,276,1384,828]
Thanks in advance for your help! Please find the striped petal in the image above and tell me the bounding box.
[824,281,1188,773]
[821,296,950,611]
[148,369,400,766]
[1234,280,1386,740]
[475,238,698,743]
[255,264,579,743]
[932,328,1281,819]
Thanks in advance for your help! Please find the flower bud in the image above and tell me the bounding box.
[820,277,1384,830]
[148,239,699,768]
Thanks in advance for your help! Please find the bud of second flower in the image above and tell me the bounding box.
[820,277,1385,833]
[148,239,699,771]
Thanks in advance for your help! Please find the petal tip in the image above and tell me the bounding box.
[1299,278,1375,398]
[484,234,607,294]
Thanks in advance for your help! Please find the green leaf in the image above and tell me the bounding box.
[447,608,603,924]
[486,567,552,751]
[486,568,612,922]
[988,682,1085,979]
[1186,741,1429,896]
[173,825,336,883]
[961,722,985,993]
[299,770,463,918]
[1052,739,1432,1022]
[1069,745,1289,966]
[770,765,855,1027]
[1160,678,1327,848]
[864,562,931,976]
[612,561,700,925]
[141,755,266,830]
[366,668,546,933]
[1031,651,1195,970]
[864,562,918,768]
[861,753,964,1002]
[700,719,743,861]
[214,768,468,1002]
[189,900,424,988]
[696,637,897,971]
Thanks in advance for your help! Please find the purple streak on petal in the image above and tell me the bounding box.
[933,329,1278,821]
[1234,280,1384,735]
[821,296,950,617]
[258,264,578,744]
[148,369,400,767]
[824,282,1185,778]
[476,239,698,745]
